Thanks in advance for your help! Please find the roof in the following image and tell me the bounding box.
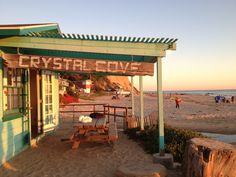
[25,32,177,45]
[0,23,60,36]
[0,23,177,76]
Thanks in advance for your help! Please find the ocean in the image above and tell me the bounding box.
[146,89,236,97]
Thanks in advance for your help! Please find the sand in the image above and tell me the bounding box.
[0,120,181,177]
[91,94,236,134]
[0,94,235,177]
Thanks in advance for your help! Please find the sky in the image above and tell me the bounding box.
[0,0,236,91]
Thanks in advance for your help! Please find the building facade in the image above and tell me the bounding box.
[0,23,176,165]
[0,62,59,165]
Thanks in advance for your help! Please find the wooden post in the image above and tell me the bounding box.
[123,112,126,130]
[131,76,135,116]
[157,57,165,156]
[108,106,110,123]
[139,76,144,130]
[125,107,128,130]
[114,108,116,122]
[73,105,75,123]
[0,57,3,120]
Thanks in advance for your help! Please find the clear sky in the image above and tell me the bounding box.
[0,0,235,91]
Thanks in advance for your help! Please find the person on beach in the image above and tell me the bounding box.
[175,97,181,109]
[231,96,235,103]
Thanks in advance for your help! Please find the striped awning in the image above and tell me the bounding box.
[25,32,177,45]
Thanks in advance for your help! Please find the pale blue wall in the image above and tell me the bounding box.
[0,118,29,165]
[0,57,29,165]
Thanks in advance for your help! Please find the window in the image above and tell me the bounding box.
[44,74,53,125]
[3,67,24,114]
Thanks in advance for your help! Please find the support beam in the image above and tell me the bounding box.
[139,76,144,130]
[131,76,135,116]
[157,57,165,156]
[0,36,168,57]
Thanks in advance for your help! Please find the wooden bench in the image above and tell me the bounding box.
[70,119,118,149]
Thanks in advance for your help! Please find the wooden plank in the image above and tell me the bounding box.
[149,38,155,43]
[163,38,169,43]
[145,38,150,43]
[62,33,67,38]
[139,76,144,130]
[97,129,105,134]
[158,38,164,43]
[78,129,86,135]
[72,34,77,39]
[81,34,85,39]
[77,34,81,39]
[123,36,127,42]
[132,37,136,42]
[154,38,160,43]
[72,140,80,149]
[83,119,97,129]
[0,36,174,57]
[3,54,155,76]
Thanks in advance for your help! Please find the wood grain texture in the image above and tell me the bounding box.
[3,54,154,76]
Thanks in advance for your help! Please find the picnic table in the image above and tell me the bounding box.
[70,117,118,149]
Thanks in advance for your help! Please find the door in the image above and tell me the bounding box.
[42,71,56,132]
[29,70,43,138]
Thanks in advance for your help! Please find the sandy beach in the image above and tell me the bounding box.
[0,94,235,177]
[0,119,181,177]
[91,94,236,135]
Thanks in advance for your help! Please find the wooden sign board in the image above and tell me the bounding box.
[3,54,154,76]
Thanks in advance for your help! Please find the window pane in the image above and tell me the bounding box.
[3,67,24,113]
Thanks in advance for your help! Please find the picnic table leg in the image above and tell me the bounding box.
[72,140,80,149]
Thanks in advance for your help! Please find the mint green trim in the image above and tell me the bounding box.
[3,86,23,88]
[0,29,20,36]
[4,108,20,115]
[0,47,155,63]
[0,24,59,36]
[2,112,22,122]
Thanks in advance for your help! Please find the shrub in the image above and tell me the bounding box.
[125,125,205,163]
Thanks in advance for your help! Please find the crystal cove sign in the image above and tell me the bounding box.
[3,54,154,76]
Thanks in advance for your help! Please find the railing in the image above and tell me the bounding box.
[60,103,108,122]
[133,111,158,128]
[59,104,132,129]
[104,105,131,123]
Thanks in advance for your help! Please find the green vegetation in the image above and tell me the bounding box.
[125,125,205,162]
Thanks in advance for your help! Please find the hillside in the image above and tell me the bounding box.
[61,74,138,94]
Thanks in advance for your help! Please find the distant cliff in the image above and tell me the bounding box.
[61,74,138,94]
